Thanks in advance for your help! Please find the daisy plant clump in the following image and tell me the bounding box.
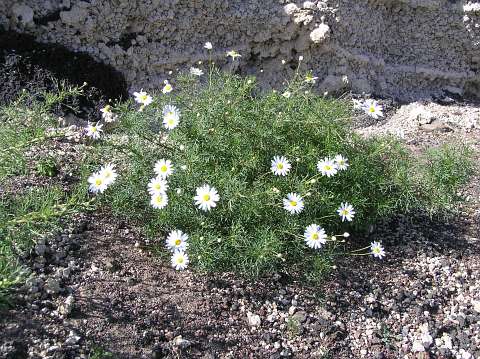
[90,67,473,277]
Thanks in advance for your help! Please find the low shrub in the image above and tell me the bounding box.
[85,69,473,277]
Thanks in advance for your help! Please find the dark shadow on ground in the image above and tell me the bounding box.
[0,30,128,121]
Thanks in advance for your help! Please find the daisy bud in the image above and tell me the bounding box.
[276,253,282,258]
[217,238,221,243]
[305,192,312,197]
[168,71,172,75]
[200,236,204,240]
[201,222,205,226]
[198,61,202,65]
[260,69,264,73]
[310,179,316,184]
[181,165,187,170]
[179,145,185,151]
[176,188,182,194]
[331,236,337,241]
[282,59,286,65]
[299,56,304,61]
[343,232,350,238]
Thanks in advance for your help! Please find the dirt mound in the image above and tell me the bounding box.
[0,30,128,120]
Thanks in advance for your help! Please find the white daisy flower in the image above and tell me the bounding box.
[363,99,383,119]
[150,192,168,209]
[133,90,153,106]
[194,184,220,211]
[147,177,169,195]
[305,73,318,84]
[100,105,112,115]
[85,122,103,140]
[226,50,241,60]
[304,224,327,249]
[317,158,338,177]
[171,250,189,270]
[190,67,204,76]
[154,159,174,178]
[100,105,117,122]
[352,99,363,110]
[271,156,291,176]
[88,172,108,194]
[334,155,349,171]
[166,230,189,252]
[337,202,355,222]
[204,42,213,50]
[370,241,386,259]
[282,91,292,98]
[99,163,118,186]
[162,82,173,94]
[283,193,304,214]
[162,105,180,130]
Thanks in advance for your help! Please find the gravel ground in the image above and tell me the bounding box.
[1,44,479,358]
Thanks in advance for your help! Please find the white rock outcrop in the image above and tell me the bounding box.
[1,0,480,100]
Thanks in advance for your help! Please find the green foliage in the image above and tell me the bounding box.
[0,84,92,305]
[0,83,81,180]
[36,156,59,177]
[89,70,473,277]
[89,346,114,359]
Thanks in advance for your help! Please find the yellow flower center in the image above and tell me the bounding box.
[373,247,380,254]
[324,165,331,171]
[161,165,168,172]
[203,194,211,201]
[369,106,375,113]
[155,195,163,203]
[140,94,148,102]
[103,105,111,113]
[312,233,319,240]
[154,183,161,190]
[341,209,349,215]
[175,239,181,246]
[290,201,297,207]
[177,257,184,264]
[91,127,97,132]
[104,171,111,178]
[277,163,284,170]
[95,178,102,186]
[164,85,172,92]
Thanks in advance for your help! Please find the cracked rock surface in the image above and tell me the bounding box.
[2,0,480,100]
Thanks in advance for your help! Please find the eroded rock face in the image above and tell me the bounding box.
[1,0,479,100]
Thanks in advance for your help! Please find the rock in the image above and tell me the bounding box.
[412,340,425,352]
[44,278,61,294]
[284,3,298,16]
[292,311,307,323]
[172,335,191,349]
[64,331,81,345]
[247,312,261,327]
[310,24,330,44]
[11,4,34,25]
[58,295,75,317]
[34,244,47,256]
[472,300,480,313]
